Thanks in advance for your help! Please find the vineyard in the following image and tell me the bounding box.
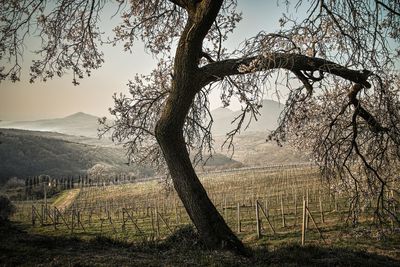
[9,163,399,256]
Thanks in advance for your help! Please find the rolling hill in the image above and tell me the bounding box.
[0,99,283,138]
[0,129,149,183]
[0,112,100,138]
[210,99,283,135]
[213,132,309,166]
[0,99,309,183]
[0,129,243,184]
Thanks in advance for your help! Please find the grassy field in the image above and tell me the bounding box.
[3,164,400,266]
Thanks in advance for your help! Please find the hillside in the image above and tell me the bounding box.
[0,101,307,183]
[0,100,283,138]
[0,129,242,184]
[213,132,309,166]
[210,100,309,165]
[211,99,283,136]
[0,129,149,183]
[0,112,100,138]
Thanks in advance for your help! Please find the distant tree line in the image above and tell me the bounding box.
[3,173,139,201]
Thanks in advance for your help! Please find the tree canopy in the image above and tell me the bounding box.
[1,0,399,254]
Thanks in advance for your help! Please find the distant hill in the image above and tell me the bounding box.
[213,132,310,166]
[0,129,243,184]
[0,101,309,184]
[0,99,283,138]
[195,153,243,172]
[211,99,283,135]
[0,129,150,184]
[0,112,100,138]
[206,99,309,166]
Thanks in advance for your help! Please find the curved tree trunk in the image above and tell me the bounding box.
[154,0,248,256]
[155,96,247,255]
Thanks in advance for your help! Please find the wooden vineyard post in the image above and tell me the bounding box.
[306,206,326,244]
[224,196,227,219]
[108,213,116,234]
[71,209,74,234]
[334,193,338,211]
[44,182,47,221]
[89,209,93,225]
[319,197,325,223]
[157,211,173,234]
[40,204,44,226]
[256,200,261,238]
[100,218,104,235]
[123,208,143,235]
[237,202,241,233]
[258,201,276,235]
[53,207,57,230]
[155,206,160,238]
[150,207,155,235]
[77,211,85,232]
[391,190,396,230]
[174,201,179,226]
[31,205,35,226]
[54,207,70,230]
[122,209,126,231]
[306,188,309,229]
[302,198,306,246]
[281,194,286,228]
[294,192,298,226]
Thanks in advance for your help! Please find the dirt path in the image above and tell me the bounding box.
[52,189,80,211]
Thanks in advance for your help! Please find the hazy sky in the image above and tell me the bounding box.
[0,2,291,121]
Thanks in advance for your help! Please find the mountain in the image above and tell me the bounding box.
[0,99,283,138]
[213,132,309,166]
[0,112,100,138]
[0,101,307,184]
[211,99,283,136]
[210,100,309,165]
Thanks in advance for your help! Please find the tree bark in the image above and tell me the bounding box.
[154,1,248,255]
[156,115,247,255]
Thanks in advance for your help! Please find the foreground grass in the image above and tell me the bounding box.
[1,221,399,267]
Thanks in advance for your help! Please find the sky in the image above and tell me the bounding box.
[0,1,292,121]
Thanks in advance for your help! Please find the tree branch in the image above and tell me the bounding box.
[375,0,400,16]
[199,53,372,88]
[348,83,389,132]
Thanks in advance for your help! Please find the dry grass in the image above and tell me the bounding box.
[7,165,400,266]
[1,221,399,266]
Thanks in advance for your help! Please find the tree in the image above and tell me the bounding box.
[87,163,109,186]
[1,0,399,255]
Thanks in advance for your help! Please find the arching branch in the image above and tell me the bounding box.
[199,53,372,88]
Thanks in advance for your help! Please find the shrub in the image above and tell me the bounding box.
[2,177,25,190]
[0,195,16,222]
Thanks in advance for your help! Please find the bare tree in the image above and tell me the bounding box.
[1,0,399,254]
[87,163,109,186]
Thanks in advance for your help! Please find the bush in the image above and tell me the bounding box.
[0,195,16,222]
[2,177,26,201]
[2,177,25,190]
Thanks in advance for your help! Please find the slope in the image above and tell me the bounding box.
[211,99,283,135]
[0,128,150,184]
[0,112,100,138]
